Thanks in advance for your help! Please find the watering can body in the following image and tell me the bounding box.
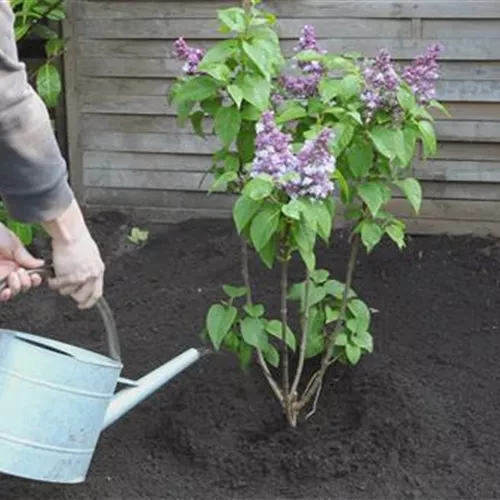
[0,329,122,483]
[0,268,202,483]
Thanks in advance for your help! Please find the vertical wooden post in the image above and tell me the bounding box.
[62,0,84,204]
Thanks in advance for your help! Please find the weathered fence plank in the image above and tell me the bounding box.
[78,1,500,20]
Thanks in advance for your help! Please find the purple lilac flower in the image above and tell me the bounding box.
[361,48,400,120]
[251,112,336,200]
[402,43,443,104]
[252,111,298,180]
[287,129,336,199]
[278,73,322,99]
[295,24,326,75]
[173,38,204,75]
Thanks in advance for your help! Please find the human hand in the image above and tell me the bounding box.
[42,200,105,310]
[0,223,44,302]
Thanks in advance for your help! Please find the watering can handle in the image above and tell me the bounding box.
[0,267,121,362]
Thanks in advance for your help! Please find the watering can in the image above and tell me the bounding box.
[0,268,203,484]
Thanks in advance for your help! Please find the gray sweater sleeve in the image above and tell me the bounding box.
[0,2,73,223]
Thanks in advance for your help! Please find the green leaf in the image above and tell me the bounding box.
[250,202,281,252]
[348,299,371,322]
[307,285,327,308]
[242,175,274,201]
[240,74,271,112]
[299,199,318,233]
[333,169,350,205]
[397,86,417,113]
[338,74,361,101]
[312,200,334,243]
[385,221,406,249]
[45,38,65,58]
[174,76,220,104]
[305,307,326,359]
[238,342,254,370]
[399,127,418,167]
[319,78,341,102]
[418,120,437,158]
[224,153,240,172]
[347,138,373,179]
[276,104,308,124]
[352,331,373,353]
[36,63,61,108]
[324,280,356,300]
[240,102,261,121]
[265,320,297,352]
[233,196,262,233]
[243,40,271,79]
[200,63,232,83]
[325,304,340,324]
[347,299,370,332]
[291,220,316,270]
[310,269,329,284]
[360,220,383,253]
[31,24,58,40]
[237,120,257,163]
[368,126,398,160]
[298,247,315,272]
[345,343,362,365]
[215,105,241,148]
[218,7,246,33]
[263,344,280,367]
[210,171,237,192]
[190,111,205,138]
[222,285,248,299]
[357,182,386,217]
[282,199,303,220]
[395,177,422,214]
[223,330,240,353]
[206,304,238,350]
[241,317,268,350]
[244,303,265,318]
[43,7,66,21]
[332,121,355,155]
[200,40,239,65]
[227,84,244,108]
[258,233,278,268]
[201,97,222,117]
[335,332,348,346]
[429,100,450,117]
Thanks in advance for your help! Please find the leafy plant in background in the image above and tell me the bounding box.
[11,0,66,108]
[3,0,66,245]
[170,0,447,426]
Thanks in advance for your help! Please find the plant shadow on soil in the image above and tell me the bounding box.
[1,212,500,500]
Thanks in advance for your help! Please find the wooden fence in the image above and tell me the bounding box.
[64,0,500,236]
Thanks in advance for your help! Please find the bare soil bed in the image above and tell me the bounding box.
[1,211,499,500]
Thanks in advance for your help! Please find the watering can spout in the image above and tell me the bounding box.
[102,348,202,430]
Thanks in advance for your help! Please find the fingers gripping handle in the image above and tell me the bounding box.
[0,267,121,362]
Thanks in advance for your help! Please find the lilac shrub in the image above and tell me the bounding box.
[170,0,447,426]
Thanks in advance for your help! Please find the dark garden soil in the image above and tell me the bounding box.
[1,211,500,500]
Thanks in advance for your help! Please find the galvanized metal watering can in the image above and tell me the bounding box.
[0,268,202,484]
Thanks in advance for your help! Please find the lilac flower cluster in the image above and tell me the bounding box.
[361,44,443,120]
[295,24,327,75]
[173,38,204,75]
[252,111,298,180]
[361,49,400,120]
[251,112,336,200]
[278,25,325,100]
[402,43,443,104]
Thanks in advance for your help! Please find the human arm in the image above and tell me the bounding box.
[0,3,104,309]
